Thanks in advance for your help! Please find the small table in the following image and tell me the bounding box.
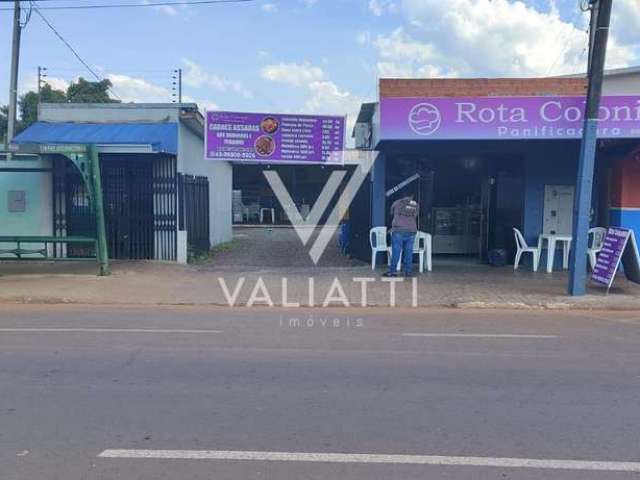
[539,234,572,273]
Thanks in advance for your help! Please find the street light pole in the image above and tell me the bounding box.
[568,0,613,296]
[7,0,22,144]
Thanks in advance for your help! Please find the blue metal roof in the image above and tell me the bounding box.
[12,121,178,155]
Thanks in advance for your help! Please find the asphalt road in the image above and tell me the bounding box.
[1,304,640,479]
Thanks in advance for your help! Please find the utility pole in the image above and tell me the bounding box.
[7,0,22,144]
[172,68,182,103]
[568,0,613,296]
[37,66,47,102]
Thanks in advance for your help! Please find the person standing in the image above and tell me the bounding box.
[383,194,419,277]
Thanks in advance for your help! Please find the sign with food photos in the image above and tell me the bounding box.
[205,111,345,164]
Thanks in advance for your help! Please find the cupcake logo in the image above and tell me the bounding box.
[408,102,441,136]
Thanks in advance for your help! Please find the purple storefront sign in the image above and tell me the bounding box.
[206,111,345,164]
[380,96,640,141]
[591,227,631,288]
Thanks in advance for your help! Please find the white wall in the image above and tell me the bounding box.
[603,73,640,95]
[177,124,232,248]
[39,103,192,123]
[0,155,53,257]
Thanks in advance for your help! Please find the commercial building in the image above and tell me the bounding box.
[350,73,640,267]
[2,103,231,263]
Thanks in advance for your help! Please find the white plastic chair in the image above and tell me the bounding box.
[587,227,607,269]
[369,226,391,270]
[513,228,541,272]
[394,231,432,273]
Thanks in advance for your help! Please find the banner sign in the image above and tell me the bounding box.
[205,111,345,164]
[591,227,636,289]
[380,96,640,141]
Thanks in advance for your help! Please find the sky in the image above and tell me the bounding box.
[1,0,640,132]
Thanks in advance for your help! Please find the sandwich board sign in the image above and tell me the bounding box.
[591,227,640,291]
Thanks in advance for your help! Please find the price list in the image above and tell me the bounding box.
[206,111,345,164]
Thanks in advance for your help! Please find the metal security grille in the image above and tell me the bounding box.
[153,156,178,261]
[51,156,96,258]
[53,154,178,261]
[179,174,210,254]
[102,157,154,259]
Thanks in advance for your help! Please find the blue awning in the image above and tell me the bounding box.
[12,122,178,155]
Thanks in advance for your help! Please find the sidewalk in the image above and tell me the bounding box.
[2,227,639,309]
[2,258,640,309]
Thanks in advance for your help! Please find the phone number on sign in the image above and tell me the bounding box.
[207,150,258,159]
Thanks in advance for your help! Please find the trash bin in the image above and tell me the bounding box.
[487,248,508,267]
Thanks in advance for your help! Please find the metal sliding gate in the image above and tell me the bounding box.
[179,174,210,254]
[153,156,178,261]
[53,154,178,261]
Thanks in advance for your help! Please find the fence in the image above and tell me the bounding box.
[179,174,210,254]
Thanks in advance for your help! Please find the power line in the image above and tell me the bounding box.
[0,0,259,11]
[29,2,122,100]
[546,1,589,76]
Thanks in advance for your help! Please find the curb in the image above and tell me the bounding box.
[3,296,640,312]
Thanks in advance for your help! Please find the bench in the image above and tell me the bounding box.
[0,235,97,260]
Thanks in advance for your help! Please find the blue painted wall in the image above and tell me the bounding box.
[522,142,580,244]
[610,208,640,236]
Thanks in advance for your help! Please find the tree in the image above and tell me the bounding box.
[18,84,66,130]
[66,78,119,103]
[2,78,120,140]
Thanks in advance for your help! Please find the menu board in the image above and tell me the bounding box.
[205,111,345,164]
[592,227,633,288]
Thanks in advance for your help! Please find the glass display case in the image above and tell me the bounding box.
[432,205,481,254]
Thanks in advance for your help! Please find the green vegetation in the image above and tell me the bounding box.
[1,77,119,143]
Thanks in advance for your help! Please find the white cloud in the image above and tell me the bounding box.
[375,61,414,78]
[182,58,253,99]
[610,0,640,47]
[356,31,371,46]
[301,0,318,7]
[107,75,220,112]
[22,73,69,94]
[369,0,396,16]
[369,0,637,79]
[261,61,365,142]
[260,61,325,87]
[261,3,277,13]
[189,98,219,112]
[107,74,173,102]
[372,27,456,77]
[142,0,178,16]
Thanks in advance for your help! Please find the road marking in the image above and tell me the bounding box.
[0,328,222,334]
[98,449,640,472]
[401,333,558,339]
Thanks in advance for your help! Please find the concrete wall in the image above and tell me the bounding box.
[39,103,192,123]
[177,123,232,248]
[0,155,53,257]
[603,72,640,95]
